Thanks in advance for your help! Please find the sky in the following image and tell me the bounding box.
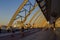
[0,0,47,26]
[0,0,24,25]
[0,0,39,25]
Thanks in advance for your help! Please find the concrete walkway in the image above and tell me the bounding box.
[20,30,55,40]
[0,28,60,40]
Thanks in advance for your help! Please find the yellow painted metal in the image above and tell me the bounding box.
[40,19,47,27]
[7,0,28,28]
[7,0,49,29]
[55,17,60,27]
[29,9,40,24]
[32,14,43,27]
[33,8,44,24]
[12,3,38,29]
[33,7,48,28]
[33,11,48,28]
[31,12,43,28]
[19,3,38,28]
[33,14,40,24]
[36,18,46,27]
[22,3,38,23]
[38,16,47,27]
[35,14,43,23]
[37,16,50,28]
[26,9,40,28]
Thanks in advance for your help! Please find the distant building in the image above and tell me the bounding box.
[0,25,7,29]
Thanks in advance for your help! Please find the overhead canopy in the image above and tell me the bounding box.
[36,0,60,23]
[36,0,51,21]
[51,0,60,18]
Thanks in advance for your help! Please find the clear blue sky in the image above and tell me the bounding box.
[0,0,39,25]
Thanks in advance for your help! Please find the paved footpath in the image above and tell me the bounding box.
[20,30,55,40]
[0,29,60,40]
